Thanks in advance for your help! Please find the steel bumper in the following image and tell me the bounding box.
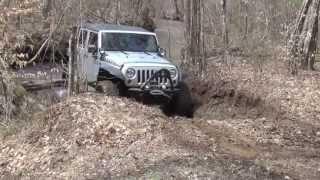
[128,87,180,99]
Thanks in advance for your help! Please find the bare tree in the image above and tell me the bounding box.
[240,0,248,40]
[67,27,78,97]
[173,0,183,20]
[221,0,228,50]
[184,0,205,73]
[42,0,54,19]
[115,0,121,24]
[129,0,143,25]
[184,0,191,34]
[289,0,320,73]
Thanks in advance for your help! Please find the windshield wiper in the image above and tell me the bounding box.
[143,51,151,56]
[118,49,128,55]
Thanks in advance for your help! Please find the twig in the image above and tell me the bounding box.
[68,33,73,97]
[0,121,8,128]
[27,38,50,64]
[86,10,109,23]
[26,0,74,64]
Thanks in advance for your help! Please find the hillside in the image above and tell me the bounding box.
[0,94,282,179]
[1,57,320,179]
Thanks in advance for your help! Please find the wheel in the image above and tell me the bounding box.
[163,82,194,118]
[96,81,120,96]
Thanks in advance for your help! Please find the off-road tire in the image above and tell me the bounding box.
[163,82,194,118]
[96,81,120,96]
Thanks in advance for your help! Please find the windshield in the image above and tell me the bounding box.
[102,33,158,52]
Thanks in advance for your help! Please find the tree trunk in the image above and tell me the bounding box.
[240,0,248,40]
[67,27,78,96]
[185,0,191,36]
[184,0,205,73]
[182,0,191,65]
[43,0,54,19]
[221,0,229,50]
[115,0,121,24]
[173,0,183,20]
[130,0,143,25]
[68,33,73,97]
[42,0,54,29]
[289,0,320,73]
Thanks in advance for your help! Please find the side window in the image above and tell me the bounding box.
[78,30,88,47]
[88,32,98,47]
[87,32,98,53]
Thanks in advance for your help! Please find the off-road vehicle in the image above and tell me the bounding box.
[76,23,193,117]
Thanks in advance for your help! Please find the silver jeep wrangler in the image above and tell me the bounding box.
[76,24,193,117]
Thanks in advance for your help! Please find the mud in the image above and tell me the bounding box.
[184,72,320,180]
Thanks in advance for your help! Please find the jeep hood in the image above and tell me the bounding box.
[104,52,172,66]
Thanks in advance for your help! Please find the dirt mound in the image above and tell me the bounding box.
[183,58,320,180]
[0,93,284,179]
[189,58,320,124]
[0,94,164,178]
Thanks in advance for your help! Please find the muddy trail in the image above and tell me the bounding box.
[0,85,319,179]
[0,94,283,179]
[188,72,320,180]
[1,62,320,179]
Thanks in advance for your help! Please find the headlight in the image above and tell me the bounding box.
[169,68,178,79]
[126,68,136,79]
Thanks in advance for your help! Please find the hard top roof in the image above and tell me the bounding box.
[82,23,151,33]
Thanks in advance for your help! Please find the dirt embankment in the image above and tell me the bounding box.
[0,93,286,180]
[188,58,320,180]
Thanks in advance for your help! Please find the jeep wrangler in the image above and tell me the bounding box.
[76,23,193,117]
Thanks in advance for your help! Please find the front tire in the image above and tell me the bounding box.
[163,82,194,118]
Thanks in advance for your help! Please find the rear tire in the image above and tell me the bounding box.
[96,81,120,96]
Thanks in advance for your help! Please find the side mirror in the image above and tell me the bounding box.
[158,47,166,57]
[100,51,107,61]
[88,44,98,54]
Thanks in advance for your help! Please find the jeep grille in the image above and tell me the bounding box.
[137,69,169,85]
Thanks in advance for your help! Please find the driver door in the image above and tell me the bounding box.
[85,32,100,83]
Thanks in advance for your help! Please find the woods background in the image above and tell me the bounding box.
[0,0,309,123]
[0,0,303,65]
[3,1,320,179]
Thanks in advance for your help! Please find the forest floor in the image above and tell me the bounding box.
[1,56,320,179]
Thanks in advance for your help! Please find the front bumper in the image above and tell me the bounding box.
[127,69,179,99]
[128,87,180,99]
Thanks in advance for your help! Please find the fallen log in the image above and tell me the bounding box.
[21,79,66,91]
